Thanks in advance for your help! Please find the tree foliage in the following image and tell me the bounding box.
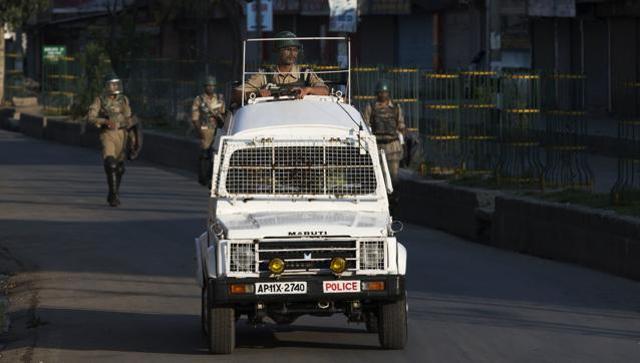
[0,0,49,27]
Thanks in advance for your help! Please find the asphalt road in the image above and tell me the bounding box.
[1,129,640,362]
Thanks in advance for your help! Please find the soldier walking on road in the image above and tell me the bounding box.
[363,79,405,206]
[191,76,225,186]
[87,73,141,207]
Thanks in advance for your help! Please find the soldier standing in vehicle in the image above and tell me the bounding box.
[87,73,139,207]
[363,79,405,185]
[233,31,329,103]
[192,76,225,186]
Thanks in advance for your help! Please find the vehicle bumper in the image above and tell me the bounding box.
[208,275,405,305]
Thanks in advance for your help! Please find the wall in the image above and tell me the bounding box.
[442,7,483,69]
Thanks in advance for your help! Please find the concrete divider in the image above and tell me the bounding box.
[396,177,486,241]
[396,173,640,281]
[44,119,83,146]
[0,108,15,131]
[140,131,199,173]
[491,195,640,280]
[18,113,46,139]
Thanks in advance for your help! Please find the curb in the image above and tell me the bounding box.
[0,276,9,335]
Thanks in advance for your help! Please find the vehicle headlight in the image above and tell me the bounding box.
[329,257,347,274]
[359,241,385,270]
[268,258,285,274]
[229,242,255,273]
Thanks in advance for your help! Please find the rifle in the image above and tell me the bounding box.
[199,97,224,128]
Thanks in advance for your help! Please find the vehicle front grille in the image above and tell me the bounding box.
[257,240,357,274]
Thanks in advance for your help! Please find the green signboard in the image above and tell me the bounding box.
[43,45,67,61]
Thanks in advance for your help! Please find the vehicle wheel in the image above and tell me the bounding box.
[208,305,235,354]
[378,296,407,350]
[365,312,378,333]
[200,286,208,336]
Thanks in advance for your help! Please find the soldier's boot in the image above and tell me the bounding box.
[104,157,120,207]
[116,162,125,203]
[198,150,211,186]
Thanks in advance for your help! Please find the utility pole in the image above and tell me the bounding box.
[256,0,262,63]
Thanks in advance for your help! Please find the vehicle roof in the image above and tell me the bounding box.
[229,96,368,136]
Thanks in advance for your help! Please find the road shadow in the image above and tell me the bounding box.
[3,308,378,355]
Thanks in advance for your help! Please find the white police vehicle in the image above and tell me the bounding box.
[194,37,407,354]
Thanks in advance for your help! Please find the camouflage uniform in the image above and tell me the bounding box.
[191,87,225,186]
[87,74,135,207]
[363,100,405,183]
[88,94,133,161]
[236,64,326,95]
[191,93,225,150]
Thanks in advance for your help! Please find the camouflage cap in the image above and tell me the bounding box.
[273,30,302,50]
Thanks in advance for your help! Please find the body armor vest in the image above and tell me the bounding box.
[370,102,399,138]
[197,94,223,126]
[99,95,129,128]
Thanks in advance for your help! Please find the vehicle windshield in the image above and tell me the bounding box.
[217,140,379,199]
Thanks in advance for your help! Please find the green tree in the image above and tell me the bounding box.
[0,0,48,104]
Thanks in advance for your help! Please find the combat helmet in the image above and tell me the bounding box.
[203,75,217,86]
[103,72,123,95]
[273,30,302,50]
[375,79,391,93]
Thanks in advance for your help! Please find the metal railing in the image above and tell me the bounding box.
[611,82,640,205]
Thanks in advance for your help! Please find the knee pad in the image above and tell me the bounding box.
[103,157,118,173]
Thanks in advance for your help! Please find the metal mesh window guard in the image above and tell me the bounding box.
[229,242,256,273]
[221,141,377,196]
[359,240,385,270]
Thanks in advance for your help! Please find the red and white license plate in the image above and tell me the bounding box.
[322,280,361,294]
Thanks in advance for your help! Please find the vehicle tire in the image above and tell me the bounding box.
[378,296,407,350]
[200,286,208,336]
[208,305,235,354]
[365,312,378,333]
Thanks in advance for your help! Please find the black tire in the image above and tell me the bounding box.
[365,312,379,333]
[208,305,235,354]
[200,286,208,336]
[378,296,407,350]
